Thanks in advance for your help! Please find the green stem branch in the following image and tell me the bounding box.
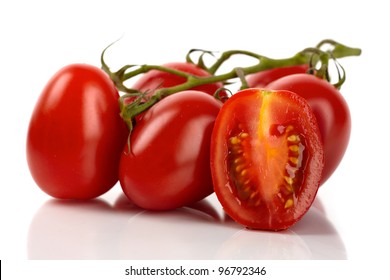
[122,64,192,81]
[101,39,361,130]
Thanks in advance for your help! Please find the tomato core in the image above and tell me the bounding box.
[227,118,307,212]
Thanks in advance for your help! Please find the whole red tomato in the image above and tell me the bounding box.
[131,62,224,97]
[119,90,222,210]
[26,64,128,199]
[246,65,309,88]
[265,74,350,185]
[210,88,324,230]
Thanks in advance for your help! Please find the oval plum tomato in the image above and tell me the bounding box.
[246,65,309,88]
[26,64,128,199]
[119,90,222,210]
[210,88,324,230]
[131,62,224,97]
[266,74,350,185]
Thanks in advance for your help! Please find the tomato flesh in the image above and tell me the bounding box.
[210,88,324,230]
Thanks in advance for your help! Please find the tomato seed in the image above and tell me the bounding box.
[284,198,294,208]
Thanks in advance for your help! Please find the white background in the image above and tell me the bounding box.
[0,0,388,278]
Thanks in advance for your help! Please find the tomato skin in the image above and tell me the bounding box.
[210,88,324,230]
[266,74,350,185]
[131,62,224,96]
[26,64,128,199]
[246,65,309,88]
[119,90,222,210]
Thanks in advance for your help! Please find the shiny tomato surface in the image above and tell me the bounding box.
[266,74,350,184]
[247,65,309,88]
[119,90,222,210]
[27,64,128,199]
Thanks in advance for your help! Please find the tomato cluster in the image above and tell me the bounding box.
[27,43,357,231]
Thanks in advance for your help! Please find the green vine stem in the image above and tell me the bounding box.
[101,39,361,130]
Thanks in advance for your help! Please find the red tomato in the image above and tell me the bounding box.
[266,74,350,185]
[131,62,224,97]
[119,90,222,210]
[26,64,128,199]
[246,65,309,88]
[210,88,324,230]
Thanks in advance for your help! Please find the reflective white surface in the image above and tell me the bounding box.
[26,191,345,260]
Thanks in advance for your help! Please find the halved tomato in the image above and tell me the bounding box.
[210,88,324,230]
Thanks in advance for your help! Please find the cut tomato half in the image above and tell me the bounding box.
[210,88,324,230]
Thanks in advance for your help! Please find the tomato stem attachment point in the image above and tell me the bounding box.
[235,67,249,90]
